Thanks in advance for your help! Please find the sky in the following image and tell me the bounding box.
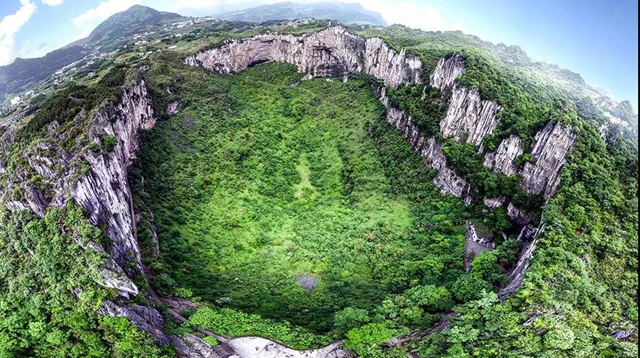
[0,0,637,110]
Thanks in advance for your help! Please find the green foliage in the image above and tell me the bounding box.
[0,204,172,357]
[469,251,508,286]
[133,61,470,336]
[333,307,371,336]
[14,65,126,146]
[188,307,331,349]
[413,105,637,358]
[102,134,119,152]
[450,274,492,303]
[202,336,218,346]
[386,84,446,136]
[404,285,454,312]
[343,322,409,358]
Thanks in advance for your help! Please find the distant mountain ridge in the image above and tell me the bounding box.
[0,5,186,102]
[72,5,183,48]
[215,1,388,26]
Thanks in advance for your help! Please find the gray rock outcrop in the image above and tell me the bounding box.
[439,86,500,145]
[521,121,576,199]
[484,135,523,176]
[67,82,154,275]
[185,26,422,88]
[385,105,471,201]
[430,55,500,146]
[430,55,465,90]
[1,81,154,294]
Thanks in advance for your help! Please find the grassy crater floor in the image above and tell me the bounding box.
[134,62,468,333]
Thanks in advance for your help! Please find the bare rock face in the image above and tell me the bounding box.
[430,55,500,146]
[171,335,223,358]
[65,82,155,276]
[185,26,423,88]
[483,197,506,209]
[2,81,155,294]
[363,37,423,87]
[521,121,576,199]
[167,100,182,115]
[227,337,350,358]
[430,55,465,91]
[422,137,472,202]
[484,135,523,176]
[100,300,169,344]
[499,221,544,300]
[386,106,471,201]
[507,202,531,225]
[439,86,500,146]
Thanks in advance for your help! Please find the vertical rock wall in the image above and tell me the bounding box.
[1,81,155,293]
[484,135,523,176]
[521,121,576,199]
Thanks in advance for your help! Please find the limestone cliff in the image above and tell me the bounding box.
[521,121,576,199]
[186,26,423,87]
[430,55,501,146]
[429,55,465,90]
[385,105,471,201]
[2,82,154,289]
[484,135,523,176]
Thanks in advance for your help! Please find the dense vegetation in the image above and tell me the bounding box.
[354,24,638,357]
[0,204,174,357]
[132,61,500,337]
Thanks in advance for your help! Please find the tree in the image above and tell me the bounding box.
[451,274,492,303]
[404,285,454,312]
[344,322,407,358]
[333,307,371,336]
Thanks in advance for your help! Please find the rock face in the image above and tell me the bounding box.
[185,26,422,87]
[69,82,154,275]
[385,104,471,201]
[100,300,169,344]
[227,337,349,358]
[1,81,154,293]
[167,100,182,115]
[439,86,500,145]
[430,55,465,90]
[484,135,523,176]
[499,221,545,300]
[430,56,500,146]
[521,121,576,199]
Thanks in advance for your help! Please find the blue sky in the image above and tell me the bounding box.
[1,0,637,110]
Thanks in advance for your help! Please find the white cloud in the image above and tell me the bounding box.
[41,0,64,6]
[71,0,142,39]
[0,0,37,65]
